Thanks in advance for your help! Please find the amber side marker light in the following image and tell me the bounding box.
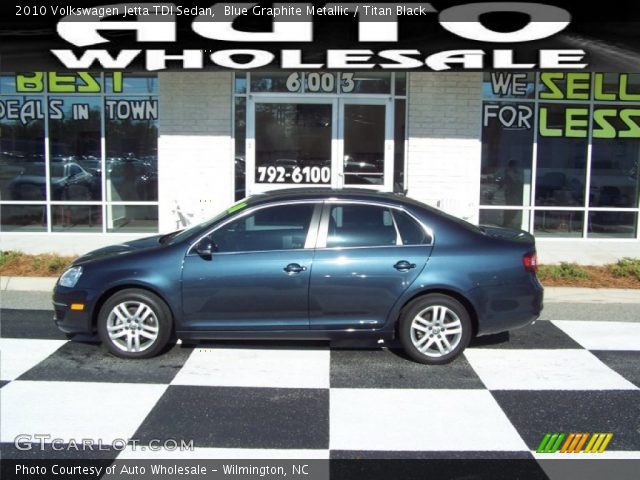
[70,304,85,311]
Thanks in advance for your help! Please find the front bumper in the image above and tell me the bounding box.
[52,285,100,335]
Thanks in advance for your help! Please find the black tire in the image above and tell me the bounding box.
[97,288,172,359]
[398,294,472,365]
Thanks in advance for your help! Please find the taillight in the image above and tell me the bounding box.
[523,252,538,273]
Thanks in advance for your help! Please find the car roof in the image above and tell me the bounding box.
[247,188,422,207]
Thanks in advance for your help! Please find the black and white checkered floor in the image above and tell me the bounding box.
[1,309,639,460]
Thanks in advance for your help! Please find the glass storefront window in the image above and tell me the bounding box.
[250,73,295,93]
[0,96,45,201]
[105,73,157,94]
[52,205,102,232]
[482,72,640,239]
[105,96,158,202]
[534,210,584,237]
[483,72,535,99]
[0,204,47,231]
[48,96,101,201]
[480,209,530,231]
[344,72,391,94]
[480,102,534,219]
[107,205,158,233]
[588,211,638,238]
[590,106,640,208]
[0,73,159,234]
[535,104,588,207]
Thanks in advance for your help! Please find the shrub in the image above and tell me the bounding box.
[609,258,640,281]
[538,262,590,280]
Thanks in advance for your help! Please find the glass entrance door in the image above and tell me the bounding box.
[339,100,392,190]
[246,97,392,195]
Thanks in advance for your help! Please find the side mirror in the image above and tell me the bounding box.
[195,238,215,259]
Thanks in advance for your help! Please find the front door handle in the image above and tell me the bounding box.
[284,263,307,274]
[394,260,416,271]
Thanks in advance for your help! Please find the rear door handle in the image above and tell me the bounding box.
[394,260,416,271]
[284,263,307,274]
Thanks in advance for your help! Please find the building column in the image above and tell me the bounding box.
[158,72,234,232]
[406,72,483,224]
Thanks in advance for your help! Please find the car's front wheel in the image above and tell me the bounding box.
[98,289,172,359]
[399,294,472,365]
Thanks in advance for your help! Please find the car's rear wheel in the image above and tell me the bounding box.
[399,294,472,365]
[98,289,172,359]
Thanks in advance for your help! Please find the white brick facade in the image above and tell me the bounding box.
[158,72,234,232]
[406,72,483,223]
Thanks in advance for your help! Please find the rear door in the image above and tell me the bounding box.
[309,202,433,330]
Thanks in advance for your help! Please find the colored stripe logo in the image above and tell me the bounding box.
[536,433,613,453]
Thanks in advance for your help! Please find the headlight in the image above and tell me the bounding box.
[58,266,83,288]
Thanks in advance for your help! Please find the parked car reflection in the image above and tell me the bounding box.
[8,159,101,201]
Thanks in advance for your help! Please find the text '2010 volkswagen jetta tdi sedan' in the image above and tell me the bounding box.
[53,189,543,365]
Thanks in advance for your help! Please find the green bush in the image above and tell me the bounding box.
[0,251,20,266]
[609,258,640,281]
[538,262,590,280]
[47,256,70,274]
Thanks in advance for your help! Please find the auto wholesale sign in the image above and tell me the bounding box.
[2,1,640,71]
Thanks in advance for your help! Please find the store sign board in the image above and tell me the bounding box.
[484,72,640,138]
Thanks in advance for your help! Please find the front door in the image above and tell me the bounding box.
[180,202,320,331]
[246,97,393,195]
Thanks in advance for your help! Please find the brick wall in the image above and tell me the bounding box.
[406,72,483,223]
[158,72,234,232]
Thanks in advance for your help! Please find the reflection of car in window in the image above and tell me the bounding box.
[8,160,100,201]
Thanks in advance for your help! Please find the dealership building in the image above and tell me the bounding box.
[1,70,639,263]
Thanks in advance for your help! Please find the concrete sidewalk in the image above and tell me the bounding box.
[2,275,638,303]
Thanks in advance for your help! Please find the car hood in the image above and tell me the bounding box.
[73,234,163,265]
[479,225,536,244]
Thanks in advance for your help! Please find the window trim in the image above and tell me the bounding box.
[187,200,323,256]
[315,199,434,249]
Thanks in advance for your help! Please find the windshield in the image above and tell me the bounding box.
[165,201,250,244]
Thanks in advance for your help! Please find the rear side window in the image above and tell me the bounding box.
[393,210,431,245]
[211,203,315,252]
[327,204,398,248]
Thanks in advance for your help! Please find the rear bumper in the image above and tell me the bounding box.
[52,286,100,335]
[470,277,544,336]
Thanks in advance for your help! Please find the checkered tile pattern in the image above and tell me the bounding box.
[1,309,639,460]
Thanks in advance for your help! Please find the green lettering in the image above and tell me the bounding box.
[76,72,101,93]
[565,108,588,137]
[619,74,640,101]
[48,72,77,93]
[111,72,123,93]
[539,73,565,100]
[566,73,590,100]
[619,109,640,138]
[594,73,616,101]
[16,72,44,92]
[538,107,562,137]
[592,109,617,138]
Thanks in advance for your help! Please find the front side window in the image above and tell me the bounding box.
[211,203,315,252]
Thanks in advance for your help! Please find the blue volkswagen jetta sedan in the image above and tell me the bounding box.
[53,189,543,365]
